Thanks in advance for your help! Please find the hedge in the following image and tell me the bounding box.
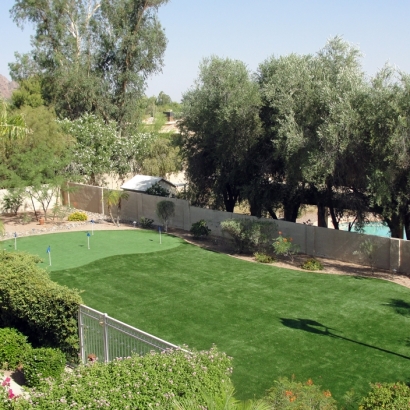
[0,252,82,361]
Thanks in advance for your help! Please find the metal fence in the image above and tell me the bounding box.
[78,304,185,364]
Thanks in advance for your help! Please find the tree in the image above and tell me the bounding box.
[179,56,262,212]
[156,200,175,232]
[104,189,129,226]
[0,100,29,144]
[10,0,169,133]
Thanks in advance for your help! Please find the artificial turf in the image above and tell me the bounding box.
[4,231,410,403]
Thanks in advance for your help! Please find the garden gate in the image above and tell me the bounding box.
[78,304,185,364]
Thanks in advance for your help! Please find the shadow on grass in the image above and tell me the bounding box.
[384,299,410,317]
[280,318,410,360]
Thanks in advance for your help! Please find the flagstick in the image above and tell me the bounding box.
[91,220,94,235]
[159,228,162,245]
[88,236,90,250]
[14,234,17,250]
[48,251,51,266]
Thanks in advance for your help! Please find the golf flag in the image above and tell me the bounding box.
[158,226,162,244]
[87,232,91,250]
[14,232,17,250]
[46,246,51,266]
[91,219,94,235]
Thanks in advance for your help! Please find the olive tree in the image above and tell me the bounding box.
[156,200,175,232]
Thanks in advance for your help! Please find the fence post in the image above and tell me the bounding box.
[102,313,109,363]
[78,306,86,364]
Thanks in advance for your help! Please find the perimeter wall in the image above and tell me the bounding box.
[63,182,410,274]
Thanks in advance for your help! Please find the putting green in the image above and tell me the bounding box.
[1,230,182,271]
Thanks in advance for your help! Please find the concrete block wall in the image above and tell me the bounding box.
[63,183,410,274]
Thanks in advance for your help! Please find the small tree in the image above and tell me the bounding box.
[156,200,175,232]
[105,189,129,227]
[146,182,171,197]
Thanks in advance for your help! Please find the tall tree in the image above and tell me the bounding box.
[179,56,262,212]
[10,0,169,133]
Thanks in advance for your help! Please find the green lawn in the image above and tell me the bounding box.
[3,231,410,403]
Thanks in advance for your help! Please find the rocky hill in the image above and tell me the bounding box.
[0,74,18,100]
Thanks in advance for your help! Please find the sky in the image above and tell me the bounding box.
[1,0,410,102]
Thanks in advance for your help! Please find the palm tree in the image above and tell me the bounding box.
[104,189,129,227]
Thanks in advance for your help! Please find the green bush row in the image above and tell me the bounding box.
[0,252,82,361]
[67,211,87,221]
[7,346,231,409]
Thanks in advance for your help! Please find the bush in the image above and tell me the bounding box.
[140,216,154,229]
[146,182,171,197]
[0,252,83,361]
[359,382,410,410]
[254,252,275,264]
[0,328,31,370]
[265,377,337,409]
[22,346,232,409]
[190,220,211,238]
[273,231,300,260]
[23,347,66,388]
[67,211,87,221]
[1,190,25,216]
[301,258,324,271]
[221,219,278,253]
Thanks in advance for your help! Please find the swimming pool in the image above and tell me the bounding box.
[339,222,407,239]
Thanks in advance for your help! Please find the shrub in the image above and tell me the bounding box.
[1,189,25,215]
[221,219,277,253]
[140,216,154,229]
[0,328,31,370]
[0,252,83,361]
[359,382,410,410]
[156,200,175,232]
[146,182,171,197]
[23,347,66,388]
[190,220,211,238]
[67,211,87,221]
[22,346,232,409]
[265,377,337,409]
[254,252,275,264]
[273,231,300,260]
[301,258,324,271]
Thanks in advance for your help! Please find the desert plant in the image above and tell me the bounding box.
[140,217,154,229]
[190,219,211,238]
[67,211,88,221]
[20,212,32,224]
[0,327,31,370]
[23,347,66,387]
[354,237,380,273]
[254,252,275,264]
[301,258,324,271]
[156,200,175,232]
[273,231,300,260]
[359,382,410,409]
[265,377,337,409]
[1,189,25,215]
[104,189,129,227]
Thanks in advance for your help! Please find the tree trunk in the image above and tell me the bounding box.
[266,206,278,220]
[283,200,300,222]
[317,203,328,228]
[385,214,403,239]
[223,183,239,213]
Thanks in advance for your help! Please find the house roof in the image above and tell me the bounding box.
[120,174,176,192]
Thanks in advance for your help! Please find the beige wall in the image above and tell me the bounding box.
[64,183,410,274]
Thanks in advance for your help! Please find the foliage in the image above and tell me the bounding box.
[221,219,278,254]
[172,378,270,410]
[23,347,66,388]
[140,217,154,229]
[156,200,175,232]
[301,258,324,271]
[179,56,262,212]
[0,328,30,370]
[264,377,337,409]
[359,382,410,410]
[67,211,88,222]
[104,189,129,227]
[11,0,169,133]
[254,252,275,264]
[0,376,19,407]
[14,347,231,409]
[11,76,44,109]
[146,181,171,197]
[0,252,83,360]
[0,220,4,236]
[1,189,25,215]
[353,237,380,273]
[273,232,300,260]
[190,219,211,238]
[0,100,29,143]
[59,114,156,184]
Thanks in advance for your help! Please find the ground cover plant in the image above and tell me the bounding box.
[3,230,410,404]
